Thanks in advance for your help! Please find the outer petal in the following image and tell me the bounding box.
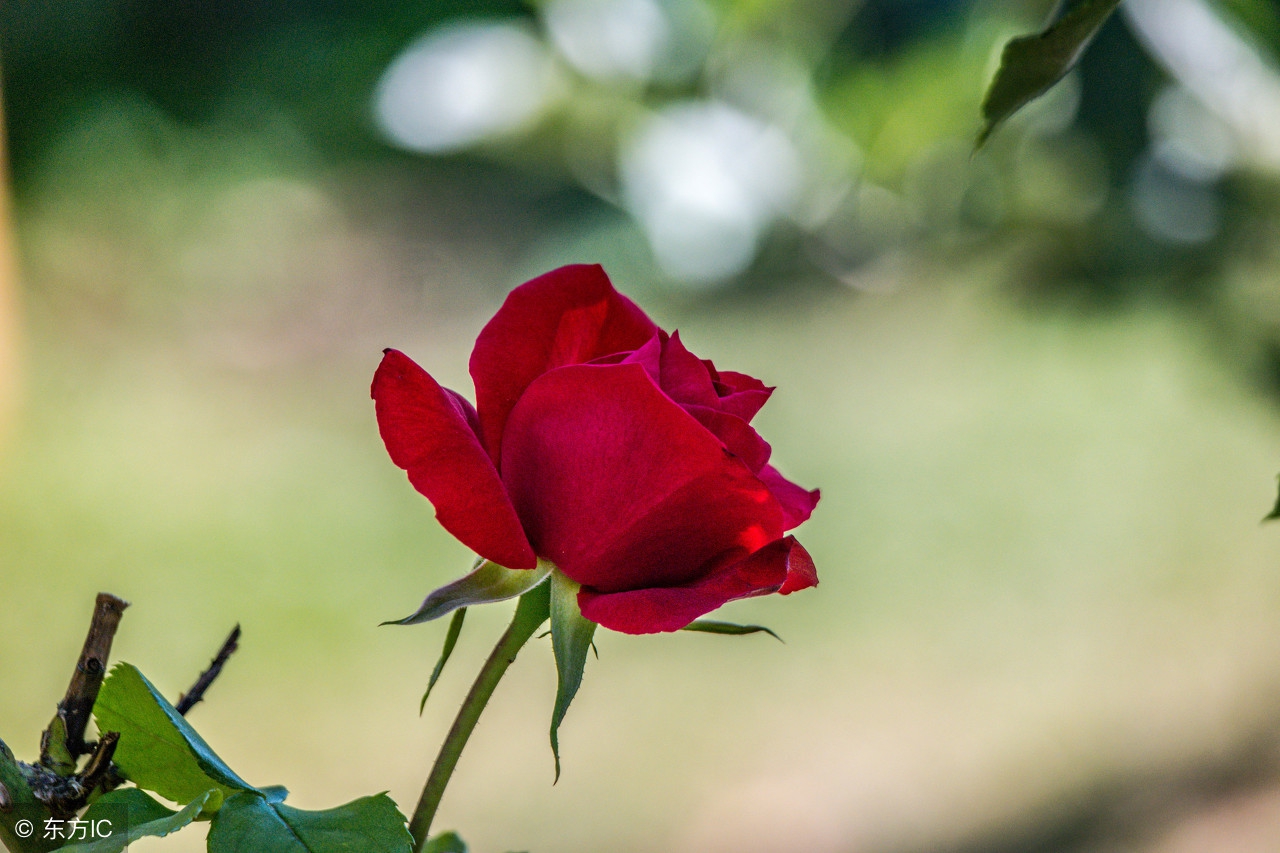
[578,536,817,634]
[758,464,820,530]
[470,264,659,462]
[500,362,784,594]
[372,349,537,569]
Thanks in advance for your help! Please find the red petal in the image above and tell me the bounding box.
[470,264,659,464]
[618,332,664,379]
[578,536,817,634]
[658,332,720,408]
[714,370,773,422]
[621,333,772,472]
[499,362,784,594]
[758,464,820,530]
[372,350,537,569]
[684,405,773,474]
[776,536,818,594]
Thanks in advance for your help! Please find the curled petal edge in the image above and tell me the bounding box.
[758,465,820,531]
[577,536,817,635]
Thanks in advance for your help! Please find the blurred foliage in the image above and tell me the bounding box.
[977,0,1122,146]
[7,0,1280,394]
[0,0,526,170]
[2,0,1277,293]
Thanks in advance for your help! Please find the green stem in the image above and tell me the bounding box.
[408,585,549,852]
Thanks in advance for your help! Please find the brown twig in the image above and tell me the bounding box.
[77,732,119,795]
[176,624,241,716]
[41,594,128,768]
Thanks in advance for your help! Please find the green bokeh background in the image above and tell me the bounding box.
[5,2,1280,851]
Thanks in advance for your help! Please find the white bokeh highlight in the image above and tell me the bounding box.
[621,102,801,284]
[1148,85,1238,183]
[1125,0,1280,172]
[375,22,558,154]
[543,0,670,83]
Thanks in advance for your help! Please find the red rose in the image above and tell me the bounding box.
[372,264,818,634]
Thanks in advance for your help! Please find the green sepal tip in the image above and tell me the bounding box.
[420,608,467,715]
[386,560,552,626]
[681,619,783,642]
[548,569,596,783]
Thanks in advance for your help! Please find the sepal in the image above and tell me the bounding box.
[420,609,467,714]
[549,569,596,783]
[681,619,782,641]
[386,560,552,626]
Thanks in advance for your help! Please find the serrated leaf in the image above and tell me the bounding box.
[681,620,783,642]
[93,663,256,805]
[978,0,1123,146]
[548,569,596,783]
[207,790,412,853]
[422,830,468,853]
[386,560,552,626]
[1264,475,1280,521]
[57,788,214,853]
[420,608,467,715]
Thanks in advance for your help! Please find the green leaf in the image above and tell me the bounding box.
[681,620,783,642]
[261,785,290,803]
[57,788,214,853]
[85,786,179,826]
[93,663,256,806]
[1264,475,1280,521]
[548,569,596,783]
[978,0,1123,146]
[385,560,552,626]
[206,790,412,853]
[422,830,468,853]
[420,608,467,715]
[1,736,61,853]
[41,714,76,776]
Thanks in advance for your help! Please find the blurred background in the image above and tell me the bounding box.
[4,0,1280,850]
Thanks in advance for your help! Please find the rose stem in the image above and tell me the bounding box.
[408,588,548,851]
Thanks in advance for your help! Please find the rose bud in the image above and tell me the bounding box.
[373,264,818,634]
